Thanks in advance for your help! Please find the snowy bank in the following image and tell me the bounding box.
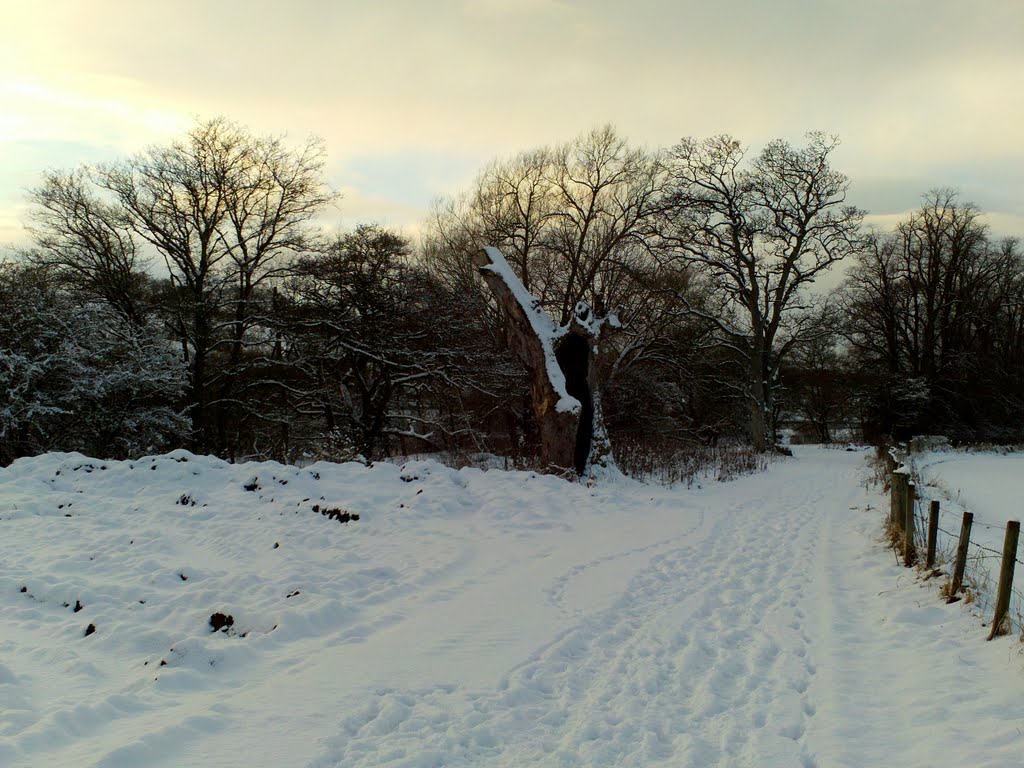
[3,447,1024,767]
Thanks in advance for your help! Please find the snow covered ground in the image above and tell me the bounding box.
[912,449,1024,634]
[2,446,1024,767]
[914,450,1024,554]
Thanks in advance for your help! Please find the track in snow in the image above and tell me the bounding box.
[312,449,874,768]
[6,447,1024,767]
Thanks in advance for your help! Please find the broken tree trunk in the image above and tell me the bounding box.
[473,246,615,476]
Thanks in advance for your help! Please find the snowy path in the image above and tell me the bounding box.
[310,448,1024,768]
[3,447,1024,767]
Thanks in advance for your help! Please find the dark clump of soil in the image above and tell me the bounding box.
[209,612,234,632]
[243,478,260,492]
[84,623,96,637]
[312,504,360,524]
[74,599,83,612]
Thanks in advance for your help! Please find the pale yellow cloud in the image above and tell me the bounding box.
[0,206,26,251]
[1,0,1022,250]
[327,185,432,237]
[0,76,188,146]
[463,0,574,15]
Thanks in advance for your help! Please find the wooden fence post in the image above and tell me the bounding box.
[891,470,908,528]
[904,481,916,566]
[987,520,1020,640]
[947,511,974,603]
[880,445,896,475]
[926,500,940,569]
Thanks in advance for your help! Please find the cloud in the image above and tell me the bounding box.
[1,0,1021,248]
[0,206,26,252]
[463,0,573,15]
[0,77,188,148]
[326,186,433,240]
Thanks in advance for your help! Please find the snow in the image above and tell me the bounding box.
[915,450,1024,554]
[2,447,1024,767]
[911,449,1024,632]
[570,300,618,337]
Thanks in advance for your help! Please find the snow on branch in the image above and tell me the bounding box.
[474,246,580,415]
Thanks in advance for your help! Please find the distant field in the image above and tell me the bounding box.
[914,450,1024,634]
[915,451,1024,554]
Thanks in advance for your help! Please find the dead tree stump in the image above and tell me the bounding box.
[473,246,616,475]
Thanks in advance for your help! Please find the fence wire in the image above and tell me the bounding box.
[913,495,1024,638]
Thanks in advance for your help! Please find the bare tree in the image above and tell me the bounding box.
[432,125,666,324]
[663,133,866,451]
[840,189,1023,438]
[25,169,148,325]
[279,226,488,461]
[95,117,334,453]
[779,318,851,443]
[425,126,668,471]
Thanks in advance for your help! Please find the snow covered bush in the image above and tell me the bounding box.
[0,264,187,463]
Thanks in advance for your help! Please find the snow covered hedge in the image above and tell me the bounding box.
[0,265,187,463]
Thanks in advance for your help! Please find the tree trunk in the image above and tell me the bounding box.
[473,247,614,475]
[191,346,208,453]
[749,346,769,452]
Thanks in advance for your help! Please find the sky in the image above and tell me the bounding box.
[1,0,1022,253]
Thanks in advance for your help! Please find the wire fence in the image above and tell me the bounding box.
[885,450,1024,640]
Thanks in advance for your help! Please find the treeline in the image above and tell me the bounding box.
[1,118,1021,468]
[841,190,1024,442]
